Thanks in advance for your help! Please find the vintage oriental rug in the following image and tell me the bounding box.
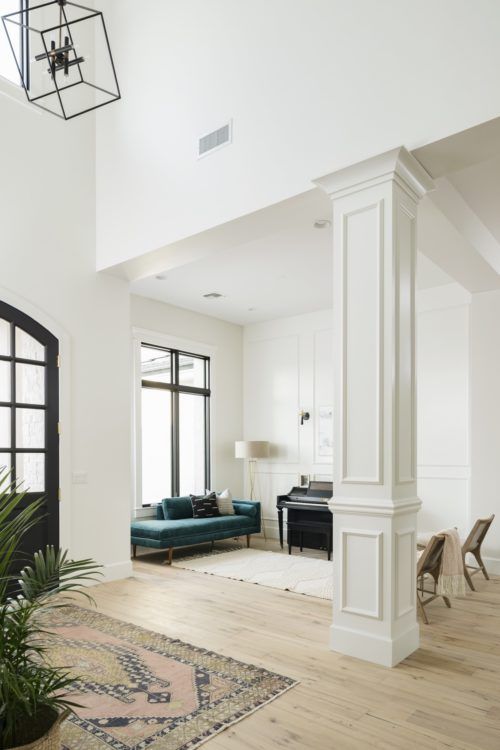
[43,607,297,750]
[174,548,334,600]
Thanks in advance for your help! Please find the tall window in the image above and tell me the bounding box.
[140,344,210,505]
[0,2,29,87]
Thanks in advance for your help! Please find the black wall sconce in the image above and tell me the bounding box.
[299,410,310,426]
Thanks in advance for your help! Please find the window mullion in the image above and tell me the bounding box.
[172,389,179,496]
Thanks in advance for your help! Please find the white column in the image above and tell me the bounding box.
[315,148,434,667]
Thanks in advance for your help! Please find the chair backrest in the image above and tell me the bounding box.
[417,534,445,578]
[463,515,495,554]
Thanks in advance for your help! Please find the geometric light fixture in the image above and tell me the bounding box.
[2,0,120,119]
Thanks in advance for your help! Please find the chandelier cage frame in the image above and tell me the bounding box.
[2,0,120,119]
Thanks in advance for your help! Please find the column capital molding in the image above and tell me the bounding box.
[328,496,422,518]
[314,146,434,202]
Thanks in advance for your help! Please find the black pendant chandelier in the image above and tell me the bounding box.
[2,0,120,119]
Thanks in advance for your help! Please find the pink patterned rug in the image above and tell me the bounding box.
[43,607,297,749]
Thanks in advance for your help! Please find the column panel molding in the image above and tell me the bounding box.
[341,200,384,485]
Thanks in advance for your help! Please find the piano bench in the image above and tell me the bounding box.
[287,520,332,561]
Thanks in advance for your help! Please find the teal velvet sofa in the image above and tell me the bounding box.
[131,496,261,564]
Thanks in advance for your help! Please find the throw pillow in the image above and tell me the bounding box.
[162,496,193,520]
[191,492,220,518]
[206,488,234,515]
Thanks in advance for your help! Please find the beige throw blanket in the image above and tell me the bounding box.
[436,528,467,597]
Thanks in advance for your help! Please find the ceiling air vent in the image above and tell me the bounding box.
[198,121,232,158]
[203,292,224,300]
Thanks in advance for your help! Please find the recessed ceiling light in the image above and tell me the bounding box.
[313,219,331,229]
[203,292,224,299]
[248,307,256,312]
[155,274,167,281]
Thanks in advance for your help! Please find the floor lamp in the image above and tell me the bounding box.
[235,440,270,542]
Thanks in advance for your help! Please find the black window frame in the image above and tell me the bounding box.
[0,299,59,551]
[1,1,30,89]
[140,343,211,505]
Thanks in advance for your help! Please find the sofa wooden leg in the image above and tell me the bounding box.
[167,547,173,565]
[246,534,250,548]
[132,544,137,559]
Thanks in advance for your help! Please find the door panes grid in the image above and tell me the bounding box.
[0,318,47,492]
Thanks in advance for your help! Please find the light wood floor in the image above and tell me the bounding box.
[88,538,500,750]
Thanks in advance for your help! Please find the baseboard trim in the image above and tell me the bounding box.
[99,560,133,583]
[330,622,420,668]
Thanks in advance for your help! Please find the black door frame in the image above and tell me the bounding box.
[0,300,60,548]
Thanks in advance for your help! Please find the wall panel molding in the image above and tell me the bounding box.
[395,528,415,618]
[340,529,383,619]
[395,198,416,485]
[341,201,384,484]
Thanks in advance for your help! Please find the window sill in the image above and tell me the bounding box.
[133,506,157,520]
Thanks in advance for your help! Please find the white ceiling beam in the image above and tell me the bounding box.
[418,195,500,293]
[431,177,500,275]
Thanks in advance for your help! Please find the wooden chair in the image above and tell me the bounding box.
[417,534,451,624]
[462,515,495,591]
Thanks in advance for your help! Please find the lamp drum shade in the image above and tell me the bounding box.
[235,441,270,459]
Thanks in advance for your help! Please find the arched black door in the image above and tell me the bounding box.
[0,301,59,554]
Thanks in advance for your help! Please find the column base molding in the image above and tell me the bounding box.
[328,496,422,517]
[330,622,420,668]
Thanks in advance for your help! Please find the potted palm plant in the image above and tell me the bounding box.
[0,468,102,749]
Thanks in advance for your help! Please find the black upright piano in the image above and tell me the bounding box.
[277,481,333,559]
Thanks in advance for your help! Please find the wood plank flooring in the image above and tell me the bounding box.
[87,539,500,749]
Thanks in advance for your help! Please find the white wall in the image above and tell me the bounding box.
[243,292,474,543]
[243,309,334,537]
[131,295,244,499]
[97,0,500,270]
[417,284,471,536]
[470,290,500,570]
[0,88,132,580]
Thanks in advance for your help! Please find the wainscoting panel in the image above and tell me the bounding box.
[417,471,469,536]
[341,202,383,484]
[314,328,334,465]
[244,311,334,539]
[341,529,382,619]
[395,528,415,618]
[245,335,300,464]
[395,200,416,485]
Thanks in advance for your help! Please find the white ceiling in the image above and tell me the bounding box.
[131,120,500,325]
[131,190,335,325]
[131,187,457,325]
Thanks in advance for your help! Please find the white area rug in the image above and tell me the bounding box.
[173,548,333,600]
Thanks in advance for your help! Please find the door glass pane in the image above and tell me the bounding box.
[141,345,172,384]
[0,453,11,473]
[179,393,206,496]
[0,319,10,356]
[15,328,45,362]
[17,453,45,492]
[16,363,45,405]
[0,407,11,448]
[179,354,206,388]
[16,409,45,449]
[0,361,10,401]
[141,387,171,505]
